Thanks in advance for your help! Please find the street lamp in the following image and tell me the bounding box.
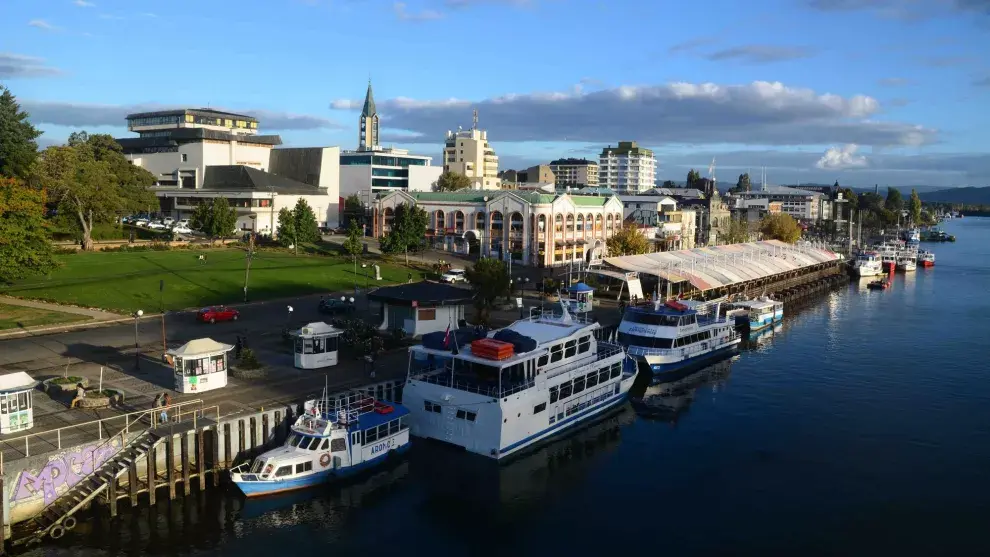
[134,310,143,370]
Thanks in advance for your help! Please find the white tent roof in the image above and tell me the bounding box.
[0,371,37,393]
[168,338,234,357]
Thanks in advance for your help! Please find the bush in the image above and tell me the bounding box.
[54,247,79,255]
[238,348,262,369]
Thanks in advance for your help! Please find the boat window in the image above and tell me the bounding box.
[617,332,674,349]
[466,411,477,422]
[538,354,549,367]
[295,461,313,474]
[586,371,598,387]
[573,377,585,394]
[399,416,407,429]
[559,381,572,399]
[378,424,389,438]
[331,438,346,452]
[320,439,330,450]
[623,310,680,326]
[287,434,301,447]
[366,427,378,443]
[578,336,591,354]
[550,344,563,363]
[598,368,609,383]
[533,402,546,414]
[351,432,360,445]
[275,465,293,478]
[549,386,559,403]
[564,340,576,358]
[424,401,442,413]
[251,460,264,473]
[610,362,621,379]
[389,420,400,435]
[456,409,466,419]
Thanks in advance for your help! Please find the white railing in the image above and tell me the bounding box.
[626,334,739,359]
[410,368,534,398]
[527,307,595,325]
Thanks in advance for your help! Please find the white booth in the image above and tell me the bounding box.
[0,372,37,434]
[292,322,343,369]
[167,338,233,394]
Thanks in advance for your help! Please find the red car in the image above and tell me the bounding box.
[197,306,239,324]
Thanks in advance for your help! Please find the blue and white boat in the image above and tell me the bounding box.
[725,297,783,332]
[403,300,637,460]
[230,392,411,497]
[617,299,740,380]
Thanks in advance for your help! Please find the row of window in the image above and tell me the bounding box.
[363,417,406,444]
[549,362,622,403]
[455,409,477,422]
[538,335,592,368]
[549,384,620,425]
[617,329,713,349]
[287,434,340,452]
[425,400,479,422]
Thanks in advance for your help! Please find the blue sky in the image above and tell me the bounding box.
[2,0,989,187]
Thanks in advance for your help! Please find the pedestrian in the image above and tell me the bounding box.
[407,272,413,283]
[159,392,170,423]
[70,383,86,409]
[235,336,243,359]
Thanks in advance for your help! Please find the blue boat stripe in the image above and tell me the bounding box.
[500,391,628,454]
[647,343,738,374]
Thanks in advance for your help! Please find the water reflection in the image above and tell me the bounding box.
[630,358,736,423]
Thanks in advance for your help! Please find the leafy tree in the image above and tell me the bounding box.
[0,177,56,284]
[342,219,363,259]
[661,180,677,188]
[433,171,472,192]
[0,86,41,181]
[686,169,701,189]
[722,216,751,244]
[343,194,364,227]
[35,134,157,250]
[731,173,751,193]
[291,198,321,243]
[379,203,428,264]
[606,224,650,256]
[274,207,296,247]
[191,197,238,243]
[885,187,904,214]
[464,257,510,325]
[909,189,922,224]
[759,213,802,243]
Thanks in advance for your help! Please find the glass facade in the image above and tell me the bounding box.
[372,168,408,178]
[341,154,428,167]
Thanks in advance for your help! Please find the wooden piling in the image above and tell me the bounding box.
[249,417,257,450]
[181,433,190,496]
[128,460,138,507]
[107,474,117,518]
[147,443,156,506]
[212,428,221,487]
[262,414,269,445]
[197,430,206,491]
[237,420,245,459]
[0,476,6,554]
[166,434,176,501]
[223,422,232,470]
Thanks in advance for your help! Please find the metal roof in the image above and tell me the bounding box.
[604,240,842,292]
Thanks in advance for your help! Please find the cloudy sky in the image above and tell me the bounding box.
[3,0,989,188]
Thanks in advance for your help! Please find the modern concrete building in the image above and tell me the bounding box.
[371,190,624,267]
[730,186,831,222]
[499,165,556,188]
[549,158,599,188]
[599,141,656,194]
[443,113,500,190]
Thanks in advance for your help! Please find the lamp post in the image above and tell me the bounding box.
[286,305,294,333]
[134,310,143,370]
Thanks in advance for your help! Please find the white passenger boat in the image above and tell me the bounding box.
[896,255,917,272]
[724,296,783,332]
[617,299,740,380]
[402,302,636,460]
[852,252,883,277]
[230,391,410,497]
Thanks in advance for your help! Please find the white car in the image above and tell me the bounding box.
[441,269,467,283]
[132,218,150,227]
[147,221,168,230]
[162,217,175,227]
[172,225,193,234]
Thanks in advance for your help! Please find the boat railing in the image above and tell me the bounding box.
[409,367,536,398]
[626,332,740,358]
[528,307,595,325]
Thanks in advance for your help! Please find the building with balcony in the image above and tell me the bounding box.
[370,190,624,267]
[620,195,696,251]
[598,141,656,194]
[118,109,342,233]
[548,158,599,188]
[730,186,831,222]
[443,115,500,190]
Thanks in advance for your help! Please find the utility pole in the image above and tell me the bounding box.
[243,233,255,302]
[268,186,276,235]
[159,279,166,354]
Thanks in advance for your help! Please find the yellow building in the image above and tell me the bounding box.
[443,112,500,190]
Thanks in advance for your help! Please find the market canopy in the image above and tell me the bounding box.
[604,240,841,292]
[168,338,234,357]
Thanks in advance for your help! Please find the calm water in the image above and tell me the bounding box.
[30,218,990,557]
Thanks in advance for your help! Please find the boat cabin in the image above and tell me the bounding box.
[292,322,343,370]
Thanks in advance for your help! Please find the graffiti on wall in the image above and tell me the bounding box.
[12,437,123,506]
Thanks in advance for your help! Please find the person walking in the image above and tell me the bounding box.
[70,383,86,409]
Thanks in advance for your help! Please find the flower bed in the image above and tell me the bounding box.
[76,389,125,409]
[43,377,89,397]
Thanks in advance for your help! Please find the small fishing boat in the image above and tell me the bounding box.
[917,250,935,268]
[896,255,917,272]
[851,251,883,277]
[230,391,411,497]
[867,279,890,291]
[724,297,783,332]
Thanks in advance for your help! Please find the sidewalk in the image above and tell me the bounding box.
[0,296,124,321]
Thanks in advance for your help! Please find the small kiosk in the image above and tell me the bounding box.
[292,322,343,369]
[0,372,37,434]
[167,338,233,394]
[566,282,595,314]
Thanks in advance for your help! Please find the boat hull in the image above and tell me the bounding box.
[641,341,740,381]
[918,260,934,268]
[232,443,410,497]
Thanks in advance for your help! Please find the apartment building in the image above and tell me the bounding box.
[443,114,500,190]
[598,141,656,194]
[548,158,599,188]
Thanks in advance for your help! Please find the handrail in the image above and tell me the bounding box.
[0,399,210,474]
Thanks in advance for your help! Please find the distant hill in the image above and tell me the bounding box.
[918,187,990,205]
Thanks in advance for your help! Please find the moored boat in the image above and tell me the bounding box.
[918,250,935,267]
[724,297,783,332]
[230,392,410,497]
[852,251,883,277]
[867,279,890,291]
[896,255,917,272]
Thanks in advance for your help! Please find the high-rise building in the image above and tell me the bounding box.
[598,141,656,193]
[443,111,500,190]
[548,158,599,188]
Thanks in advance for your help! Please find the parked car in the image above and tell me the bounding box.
[162,217,175,227]
[147,221,168,230]
[441,269,467,283]
[172,225,193,234]
[318,298,357,315]
[197,306,240,324]
[132,218,150,227]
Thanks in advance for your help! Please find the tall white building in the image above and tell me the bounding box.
[599,141,656,194]
[443,112,500,190]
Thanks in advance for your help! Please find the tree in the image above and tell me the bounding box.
[434,171,472,192]
[885,187,904,214]
[0,86,41,181]
[686,169,701,189]
[291,198,321,243]
[661,180,677,188]
[35,134,158,250]
[759,213,802,243]
[606,224,650,256]
[274,207,296,247]
[191,197,238,243]
[464,257,510,326]
[722,216,751,244]
[343,194,364,227]
[379,203,428,265]
[909,189,922,224]
[731,173,751,193]
[0,178,56,284]
[342,219,363,259]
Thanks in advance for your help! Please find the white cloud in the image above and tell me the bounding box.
[28,19,59,31]
[330,80,935,147]
[73,0,96,7]
[0,53,62,78]
[393,2,444,21]
[816,144,869,169]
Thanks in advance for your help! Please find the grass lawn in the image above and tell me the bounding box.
[0,303,90,331]
[0,249,425,313]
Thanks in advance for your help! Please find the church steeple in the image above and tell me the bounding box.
[358,79,380,151]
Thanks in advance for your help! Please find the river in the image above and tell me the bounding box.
[26,217,990,557]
